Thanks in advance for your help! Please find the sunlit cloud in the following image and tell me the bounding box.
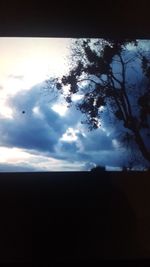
[60,128,79,142]
[0,147,32,164]
[0,146,86,172]
[51,103,68,116]
[0,38,71,121]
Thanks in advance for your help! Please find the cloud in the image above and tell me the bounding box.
[80,129,114,151]
[0,163,37,172]
[53,125,126,168]
[0,80,136,171]
[0,84,67,152]
[0,155,86,172]
[1,82,85,154]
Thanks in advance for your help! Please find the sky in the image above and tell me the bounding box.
[0,38,149,172]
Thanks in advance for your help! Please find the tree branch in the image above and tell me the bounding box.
[111,72,122,87]
[118,54,133,118]
[109,76,127,122]
[124,56,137,65]
[77,78,100,85]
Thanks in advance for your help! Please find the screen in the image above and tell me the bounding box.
[0,38,149,172]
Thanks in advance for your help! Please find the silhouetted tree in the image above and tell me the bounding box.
[55,39,150,165]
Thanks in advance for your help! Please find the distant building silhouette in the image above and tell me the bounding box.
[90,165,106,172]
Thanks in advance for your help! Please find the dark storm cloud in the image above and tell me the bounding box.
[87,150,125,167]
[0,84,67,152]
[0,80,132,170]
[54,137,125,168]
[53,124,125,168]
[0,83,84,155]
[0,117,57,151]
[80,129,114,151]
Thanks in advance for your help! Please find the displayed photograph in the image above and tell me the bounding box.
[0,38,149,171]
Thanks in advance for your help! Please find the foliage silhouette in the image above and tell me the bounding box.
[55,39,150,166]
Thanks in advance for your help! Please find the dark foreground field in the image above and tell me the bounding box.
[0,171,149,263]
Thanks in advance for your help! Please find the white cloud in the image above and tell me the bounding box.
[0,146,86,172]
[51,103,68,116]
[60,128,79,142]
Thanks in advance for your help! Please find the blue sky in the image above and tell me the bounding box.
[0,38,149,171]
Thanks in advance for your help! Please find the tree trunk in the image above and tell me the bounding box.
[133,129,150,164]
